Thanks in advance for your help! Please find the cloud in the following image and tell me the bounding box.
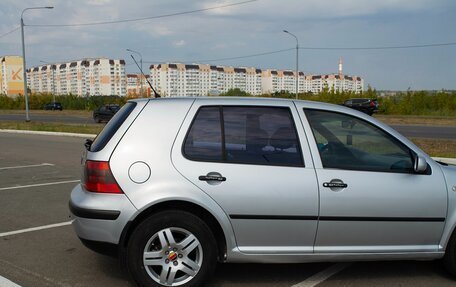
[174,39,186,47]
[86,0,112,5]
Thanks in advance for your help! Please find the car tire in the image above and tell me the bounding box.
[126,210,217,287]
[443,230,456,276]
[95,116,101,123]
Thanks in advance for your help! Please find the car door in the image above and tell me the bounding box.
[298,105,447,253]
[172,99,319,254]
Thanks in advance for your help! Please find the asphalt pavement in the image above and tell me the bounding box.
[1,132,456,287]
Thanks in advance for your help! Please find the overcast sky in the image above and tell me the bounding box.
[1,0,455,90]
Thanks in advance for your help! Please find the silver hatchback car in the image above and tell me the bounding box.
[70,97,456,287]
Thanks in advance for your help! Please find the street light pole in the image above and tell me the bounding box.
[126,49,143,97]
[283,30,299,99]
[21,6,54,122]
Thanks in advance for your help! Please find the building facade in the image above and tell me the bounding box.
[126,74,151,97]
[149,63,263,97]
[261,70,305,94]
[150,61,363,97]
[27,58,126,96]
[0,55,25,96]
[304,74,364,94]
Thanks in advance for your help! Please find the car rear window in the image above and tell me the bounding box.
[90,102,137,152]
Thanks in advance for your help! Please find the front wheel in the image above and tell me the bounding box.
[126,210,217,287]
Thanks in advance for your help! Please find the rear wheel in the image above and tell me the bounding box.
[126,210,217,287]
[443,230,456,276]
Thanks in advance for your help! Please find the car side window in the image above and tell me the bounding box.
[184,106,303,167]
[184,107,222,161]
[304,109,414,173]
[223,107,303,166]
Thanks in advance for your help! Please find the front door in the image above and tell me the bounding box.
[172,100,319,254]
[300,107,447,253]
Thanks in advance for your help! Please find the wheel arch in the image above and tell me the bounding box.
[120,200,227,262]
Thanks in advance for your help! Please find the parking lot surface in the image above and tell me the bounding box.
[1,132,455,287]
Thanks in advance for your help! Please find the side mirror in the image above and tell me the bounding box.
[414,155,428,173]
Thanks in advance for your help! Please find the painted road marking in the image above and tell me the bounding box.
[0,275,22,287]
[0,221,72,238]
[291,263,351,287]
[0,163,54,171]
[0,180,80,191]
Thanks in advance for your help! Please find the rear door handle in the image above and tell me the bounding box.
[323,179,348,189]
[199,172,226,182]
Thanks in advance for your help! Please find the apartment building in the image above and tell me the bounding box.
[126,74,151,97]
[0,55,25,96]
[261,70,305,94]
[150,60,362,97]
[27,58,126,96]
[149,63,263,97]
[305,74,364,94]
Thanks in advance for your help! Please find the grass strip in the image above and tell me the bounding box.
[0,121,103,134]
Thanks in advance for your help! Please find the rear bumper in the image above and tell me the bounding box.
[69,201,120,220]
[69,184,137,244]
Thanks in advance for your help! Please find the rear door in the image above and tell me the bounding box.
[172,99,319,254]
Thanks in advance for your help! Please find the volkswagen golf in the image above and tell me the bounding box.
[70,97,456,287]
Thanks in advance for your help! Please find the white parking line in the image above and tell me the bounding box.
[0,275,22,287]
[0,180,80,191]
[291,263,351,287]
[0,163,54,171]
[0,221,73,238]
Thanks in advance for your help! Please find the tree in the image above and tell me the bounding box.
[220,88,252,97]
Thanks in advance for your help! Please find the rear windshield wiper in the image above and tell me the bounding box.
[85,139,93,151]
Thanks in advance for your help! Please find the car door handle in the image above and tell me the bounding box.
[199,172,226,182]
[323,179,348,189]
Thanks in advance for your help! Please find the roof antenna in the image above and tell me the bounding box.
[129,54,160,98]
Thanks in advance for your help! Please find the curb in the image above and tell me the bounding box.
[0,129,96,138]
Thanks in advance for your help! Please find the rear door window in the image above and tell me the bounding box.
[184,106,303,167]
[183,107,223,161]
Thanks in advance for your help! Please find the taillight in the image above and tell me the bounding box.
[370,101,376,107]
[83,160,123,194]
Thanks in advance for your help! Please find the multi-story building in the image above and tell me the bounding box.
[0,55,25,96]
[263,59,363,94]
[261,70,305,94]
[305,74,363,94]
[150,63,263,97]
[126,74,151,97]
[303,59,363,94]
[27,58,126,96]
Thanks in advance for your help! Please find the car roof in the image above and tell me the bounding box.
[130,96,331,107]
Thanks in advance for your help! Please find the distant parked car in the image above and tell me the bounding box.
[93,104,120,123]
[43,102,63,111]
[342,98,378,116]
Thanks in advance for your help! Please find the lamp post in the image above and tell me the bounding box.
[283,30,299,99]
[126,48,143,97]
[40,60,56,103]
[21,6,54,122]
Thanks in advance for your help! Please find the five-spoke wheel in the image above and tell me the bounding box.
[127,210,217,287]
